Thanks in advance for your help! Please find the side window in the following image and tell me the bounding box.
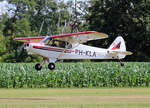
[65,42,72,49]
[46,39,72,49]
[46,39,58,47]
[51,40,57,47]
[68,44,72,49]
[58,41,65,48]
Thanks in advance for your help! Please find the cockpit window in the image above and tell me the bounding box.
[42,37,72,49]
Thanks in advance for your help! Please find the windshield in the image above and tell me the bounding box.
[40,36,51,43]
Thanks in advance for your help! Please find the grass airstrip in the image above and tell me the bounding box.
[0,88,150,108]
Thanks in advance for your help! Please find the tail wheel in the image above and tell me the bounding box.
[119,60,124,67]
[48,63,55,70]
[35,63,42,71]
[120,62,124,66]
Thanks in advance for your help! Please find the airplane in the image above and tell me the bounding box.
[14,31,132,71]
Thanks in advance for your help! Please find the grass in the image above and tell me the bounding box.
[0,88,150,108]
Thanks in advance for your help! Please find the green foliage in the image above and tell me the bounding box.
[0,62,150,88]
[0,14,8,61]
[0,36,6,60]
[1,0,73,62]
[86,0,150,61]
[13,18,31,36]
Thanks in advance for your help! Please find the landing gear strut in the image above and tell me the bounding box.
[119,60,124,66]
[48,63,55,70]
[117,56,125,67]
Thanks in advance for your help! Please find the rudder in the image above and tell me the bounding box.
[108,36,126,59]
[108,36,126,52]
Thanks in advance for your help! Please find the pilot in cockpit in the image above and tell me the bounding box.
[59,41,65,48]
[51,40,57,47]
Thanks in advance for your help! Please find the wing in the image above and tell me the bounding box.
[13,31,108,43]
[51,31,108,44]
[13,36,45,42]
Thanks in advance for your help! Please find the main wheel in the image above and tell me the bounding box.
[48,63,55,70]
[35,63,42,71]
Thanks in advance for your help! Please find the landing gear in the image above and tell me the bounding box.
[35,63,42,71]
[119,60,124,66]
[48,63,55,70]
[35,58,56,70]
[117,56,125,67]
[120,62,124,66]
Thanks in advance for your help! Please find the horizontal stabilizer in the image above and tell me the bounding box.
[109,50,133,55]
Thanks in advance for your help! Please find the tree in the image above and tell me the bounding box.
[86,0,150,61]
[0,14,7,62]
[13,18,31,36]
[1,0,75,62]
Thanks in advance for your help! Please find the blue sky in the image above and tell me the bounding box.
[0,1,8,15]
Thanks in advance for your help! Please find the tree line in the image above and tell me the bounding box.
[0,0,150,62]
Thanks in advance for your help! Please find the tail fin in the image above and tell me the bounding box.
[108,36,126,51]
[108,36,132,59]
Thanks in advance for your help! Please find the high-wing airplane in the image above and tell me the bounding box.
[14,31,132,70]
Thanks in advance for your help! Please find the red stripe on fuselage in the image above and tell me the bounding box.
[33,46,74,53]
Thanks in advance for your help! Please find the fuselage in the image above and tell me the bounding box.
[24,42,116,60]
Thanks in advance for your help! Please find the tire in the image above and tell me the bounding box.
[48,63,55,70]
[35,63,42,71]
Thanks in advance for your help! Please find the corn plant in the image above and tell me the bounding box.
[0,62,150,88]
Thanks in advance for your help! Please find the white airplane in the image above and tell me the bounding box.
[14,31,132,70]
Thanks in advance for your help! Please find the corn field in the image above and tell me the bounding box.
[0,62,150,88]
